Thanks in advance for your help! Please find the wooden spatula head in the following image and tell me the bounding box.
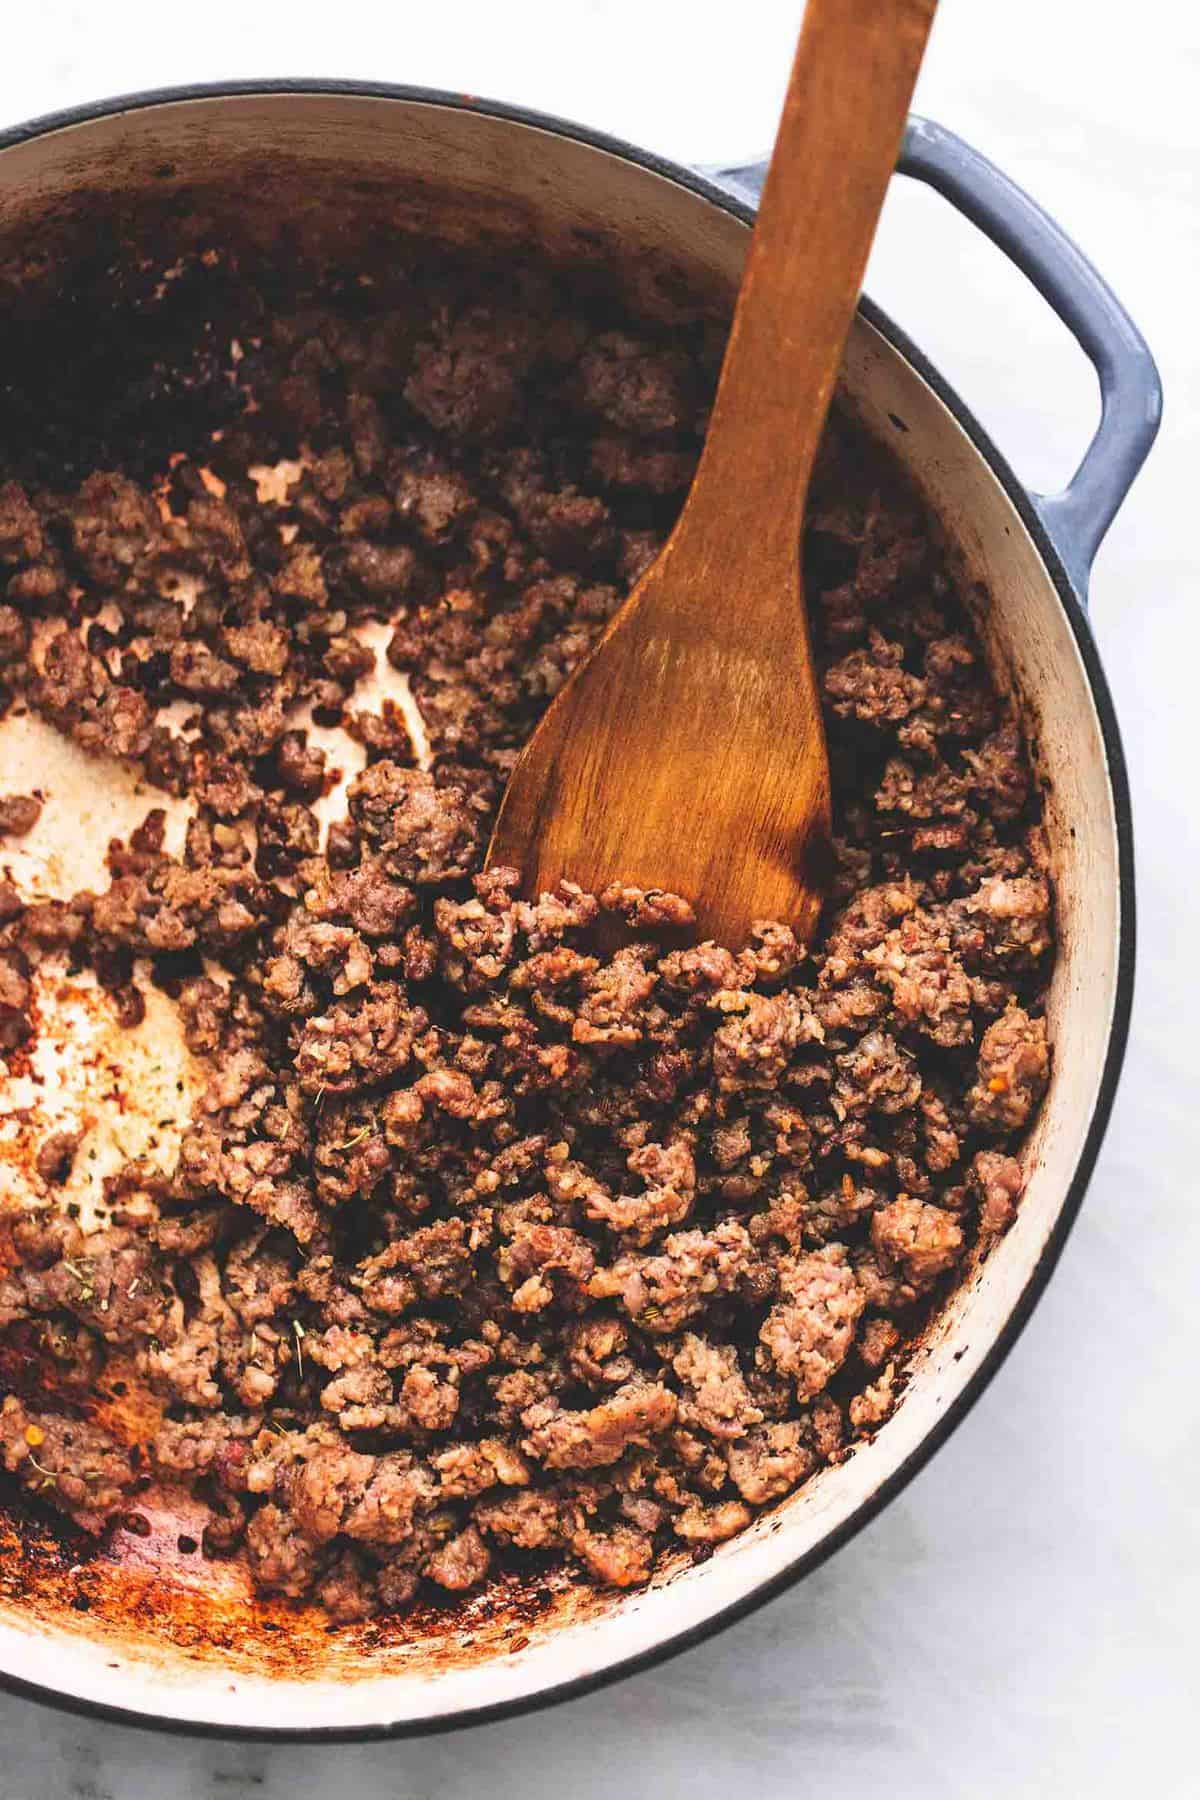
[488,0,937,948]
[487,536,833,947]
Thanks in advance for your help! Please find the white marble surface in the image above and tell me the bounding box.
[0,2,1196,1793]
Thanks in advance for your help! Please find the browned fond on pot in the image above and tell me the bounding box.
[0,1485,624,1682]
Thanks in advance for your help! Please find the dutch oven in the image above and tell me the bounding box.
[0,81,1161,1738]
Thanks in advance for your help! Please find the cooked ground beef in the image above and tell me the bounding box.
[0,247,1053,1620]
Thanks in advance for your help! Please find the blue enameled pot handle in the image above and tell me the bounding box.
[704,116,1162,602]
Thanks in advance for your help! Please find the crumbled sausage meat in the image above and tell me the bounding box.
[758,1249,866,1399]
[0,245,1051,1619]
[0,794,42,837]
[967,1006,1050,1131]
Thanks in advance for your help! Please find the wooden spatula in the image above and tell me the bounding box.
[487,0,938,946]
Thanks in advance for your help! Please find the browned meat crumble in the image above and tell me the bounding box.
[0,251,1052,1622]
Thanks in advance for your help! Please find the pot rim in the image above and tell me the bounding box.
[0,76,1136,1744]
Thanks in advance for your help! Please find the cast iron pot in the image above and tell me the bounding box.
[0,81,1160,1738]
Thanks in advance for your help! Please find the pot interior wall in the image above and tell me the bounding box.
[0,93,1121,1731]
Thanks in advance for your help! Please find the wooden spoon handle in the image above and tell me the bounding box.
[678,0,937,582]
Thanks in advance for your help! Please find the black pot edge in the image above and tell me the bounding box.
[0,77,1135,1747]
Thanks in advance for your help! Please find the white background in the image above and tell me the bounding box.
[0,2,1196,1794]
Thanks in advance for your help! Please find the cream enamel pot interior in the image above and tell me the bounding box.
[0,85,1160,1738]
